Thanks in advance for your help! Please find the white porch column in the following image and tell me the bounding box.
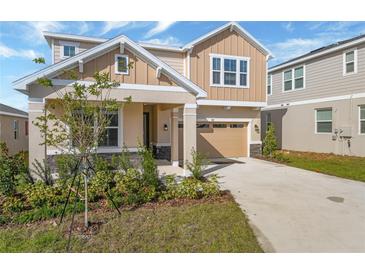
[170,108,179,167]
[183,103,197,172]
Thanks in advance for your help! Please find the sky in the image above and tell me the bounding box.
[1,21,365,111]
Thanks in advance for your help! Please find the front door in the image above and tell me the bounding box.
[143,112,150,148]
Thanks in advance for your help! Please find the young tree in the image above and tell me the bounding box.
[33,58,131,227]
[263,123,278,157]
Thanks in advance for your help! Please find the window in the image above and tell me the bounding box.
[13,120,19,140]
[25,121,28,136]
[229,123,244,128]
[115,54,129,75]
[360,105,365,134]
[99,111,119,147]
[343,49,357,75]
[213,123,227,128]
[212,57,221,84]
[60,41,79,59]
[197,123,210,128]
[210,54,249,88]
[178,123,183,129]
[283,66,305,92]
[316,108,332,133]
[267,74,272,95]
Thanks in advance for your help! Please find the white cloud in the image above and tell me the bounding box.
[0,43,40,59]
[101,21,131,35]
[25,21,65,42]
[282,22,294,32]
[77,22,90,35]
[142,36,182,46]
[144,21,176,38]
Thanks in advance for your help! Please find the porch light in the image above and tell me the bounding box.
[164,124,168,131]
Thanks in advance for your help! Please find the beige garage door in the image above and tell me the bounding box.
[178,122,248,159]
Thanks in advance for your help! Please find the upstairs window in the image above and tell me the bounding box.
[115,54,129,75]
[360,105,365,134]
[13,120,19,140]
[283,65,305,92]
[60,41,79,59]
[316,108,332,134]
[267,74,272,95]
[343,49,357,75]
[210,54,249,88]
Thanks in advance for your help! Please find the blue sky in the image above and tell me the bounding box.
[1,21,365,111]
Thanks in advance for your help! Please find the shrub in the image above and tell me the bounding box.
[55,154,79,180]
[24,181,65,208]
[2,196,25,214]
[115,168,156,205]
[0,142,28,196]
[88,171,114,202]
[112,147,133,173]
[272,151,290,163]
[31,159,54,185]
[263,124,278,157]
[138,145,159,187]
[186,149,209,180]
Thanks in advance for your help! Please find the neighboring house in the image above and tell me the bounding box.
[262,34,365,157]
[0,103,29,154]
[12,22,272,172]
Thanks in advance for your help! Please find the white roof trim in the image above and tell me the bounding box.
[0,111,28,119]
[197,99,267,108]
[52,79,189,93]
[183,22,273,58]
[269,36,365,72]
[13,35,207,98]
[138,42,183,52]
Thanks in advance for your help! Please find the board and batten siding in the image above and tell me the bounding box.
[56,47,176,86]
[190,29,267,102]
[148,49,185,75]
[268,43,365,105]
[53,39,99,63]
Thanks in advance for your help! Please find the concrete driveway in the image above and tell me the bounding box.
[207,158,365,252]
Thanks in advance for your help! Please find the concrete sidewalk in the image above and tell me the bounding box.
[210,158,365,252]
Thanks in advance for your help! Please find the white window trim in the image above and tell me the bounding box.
[97,109,121,148]
[59,40,80,59]
[343,48,358,76]
[282,65,306,93]
[267,74,273,96]
[359,105,365,135]
[209,53,250,89]
[114,54,129,75]
[315,108,333,135]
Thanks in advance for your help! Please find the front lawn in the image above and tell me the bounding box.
[0,193,262,253]
[267,150,365,182]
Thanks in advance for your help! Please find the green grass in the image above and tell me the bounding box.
[0,195,262,252]
[277,151,365,182]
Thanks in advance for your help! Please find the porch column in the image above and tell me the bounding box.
[183,103,197,172]
[170,108,179,167]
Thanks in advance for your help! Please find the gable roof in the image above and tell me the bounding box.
[0,103,28,118]
[183,22,273,58]
[269,33,365,72]
[12,35,207,98]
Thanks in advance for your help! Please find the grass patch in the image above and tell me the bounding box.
[0,193,262,253]
[268,150,365,182]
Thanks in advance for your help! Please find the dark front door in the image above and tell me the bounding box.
[143,112,150,148]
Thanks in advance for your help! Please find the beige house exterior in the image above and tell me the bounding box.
[262,34,365,157]
[0,103,29,154]
[13,22,272,172]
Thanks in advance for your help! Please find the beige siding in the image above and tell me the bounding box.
[269,43,365,105]
[56,48,177,86]
[148,49,185,75]
[262,97,365,157]
[0,114,28,154]
[190,29,267,102]
[53,39,99,63]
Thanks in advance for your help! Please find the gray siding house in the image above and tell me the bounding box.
[262,34,365,157]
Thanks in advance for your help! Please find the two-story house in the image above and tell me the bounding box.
[0,103,29,154]
[262,34,365,157]
[12,22,272,172]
